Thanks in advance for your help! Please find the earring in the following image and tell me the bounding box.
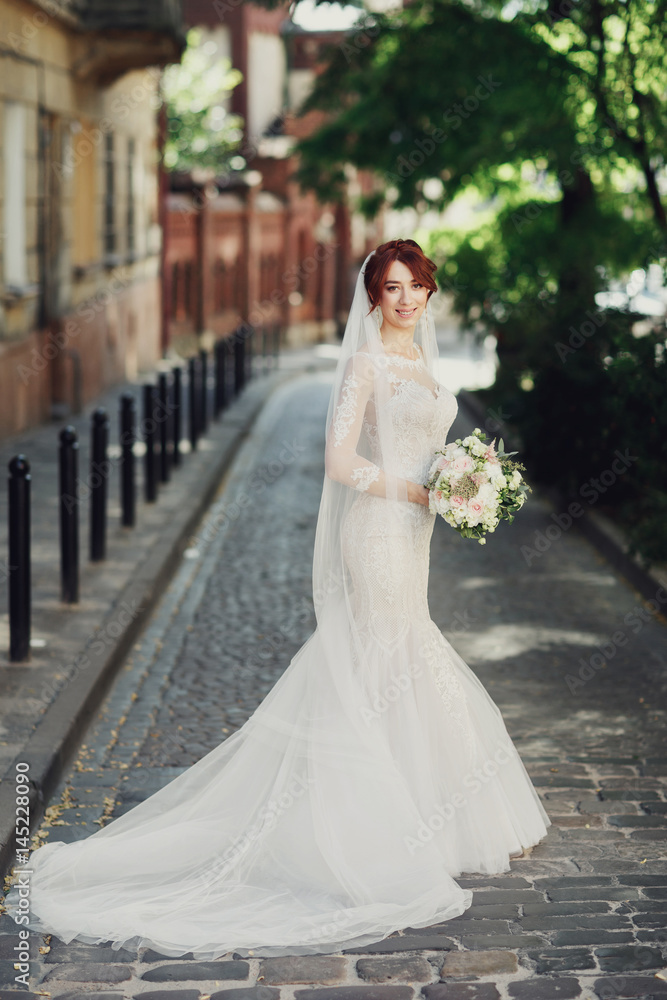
[375,306,382,329]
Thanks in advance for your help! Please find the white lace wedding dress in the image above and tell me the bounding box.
[4,351,550,961]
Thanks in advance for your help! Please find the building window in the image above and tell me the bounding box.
[127,137,135,256]
[72,120,97,268]
[104,131,115,256]
[3,101,28,289]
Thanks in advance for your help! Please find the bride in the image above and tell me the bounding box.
[3,239,550,960]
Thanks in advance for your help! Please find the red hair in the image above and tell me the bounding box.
[364,239,437,310]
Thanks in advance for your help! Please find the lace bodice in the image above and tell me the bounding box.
[335,353,474,758]
[327,351,458,492]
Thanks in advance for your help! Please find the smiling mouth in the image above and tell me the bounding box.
[396,308,417,317]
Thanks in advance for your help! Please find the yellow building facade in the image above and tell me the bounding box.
[0,0,184,435]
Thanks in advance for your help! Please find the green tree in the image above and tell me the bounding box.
[295,0,667,561]
[163,28,244,174]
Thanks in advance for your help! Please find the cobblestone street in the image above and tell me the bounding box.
[2,371,667,1000]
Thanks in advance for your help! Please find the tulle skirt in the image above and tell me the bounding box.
[3,592,550,960]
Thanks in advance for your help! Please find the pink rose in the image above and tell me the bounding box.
[469,500,484,516]
[450,495,465,507]
[453,455,474,473]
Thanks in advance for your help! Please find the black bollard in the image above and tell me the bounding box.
[172,366,182,466]
[234,331,244,395]
[261,327,268,376]
[214,340,225,418]
[158,372,171,483]
[90,408,109,562]
[188,357,198,453]
[143,383,158,502]
[245,326,253,384]
[199,348,208,434]
[224,338,233,404]
[120,393,136,527]
[59,427,79,603]
[8,455,31,662]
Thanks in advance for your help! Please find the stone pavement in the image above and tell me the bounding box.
[1,372,667,1000]
[0,345,329,875]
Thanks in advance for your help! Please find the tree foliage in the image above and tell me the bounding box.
[295,0,667,561]
[163,28,244,174]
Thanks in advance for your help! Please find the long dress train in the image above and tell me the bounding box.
[3,358,550,960]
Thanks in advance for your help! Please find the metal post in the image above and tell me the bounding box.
[158,372,171,483]
[188,356,198,452]
[234,330,244,395]
[120,393,136,527]
[245,326,253,383]
[90,408,109,562]
[261,327,267,376]
[8,455,31,661]
[225,337,232,403]
[199,348,208,434]
[59,427,79,603]
[214,339,226,417]
[172,366,182,466]
[143,383,158,502]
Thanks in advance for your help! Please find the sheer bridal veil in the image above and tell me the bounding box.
[3,243,475,961]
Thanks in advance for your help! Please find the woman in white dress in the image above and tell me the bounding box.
[3,239,550,960]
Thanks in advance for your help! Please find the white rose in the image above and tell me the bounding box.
[478,483,497,502]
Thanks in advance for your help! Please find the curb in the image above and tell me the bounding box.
[457,388,667,607]
[0,368,299,880]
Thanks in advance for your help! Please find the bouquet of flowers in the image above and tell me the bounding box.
[424,428,530,544]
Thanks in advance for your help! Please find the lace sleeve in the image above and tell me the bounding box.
[325,356,382,492]
[332,373,361,448]
[350,465,381,492]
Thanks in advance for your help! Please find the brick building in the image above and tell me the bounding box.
[0,0,382,436]
[165,0,383,353]
[0,0,185,436]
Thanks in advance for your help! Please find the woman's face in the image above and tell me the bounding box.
[378,259,429,332]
